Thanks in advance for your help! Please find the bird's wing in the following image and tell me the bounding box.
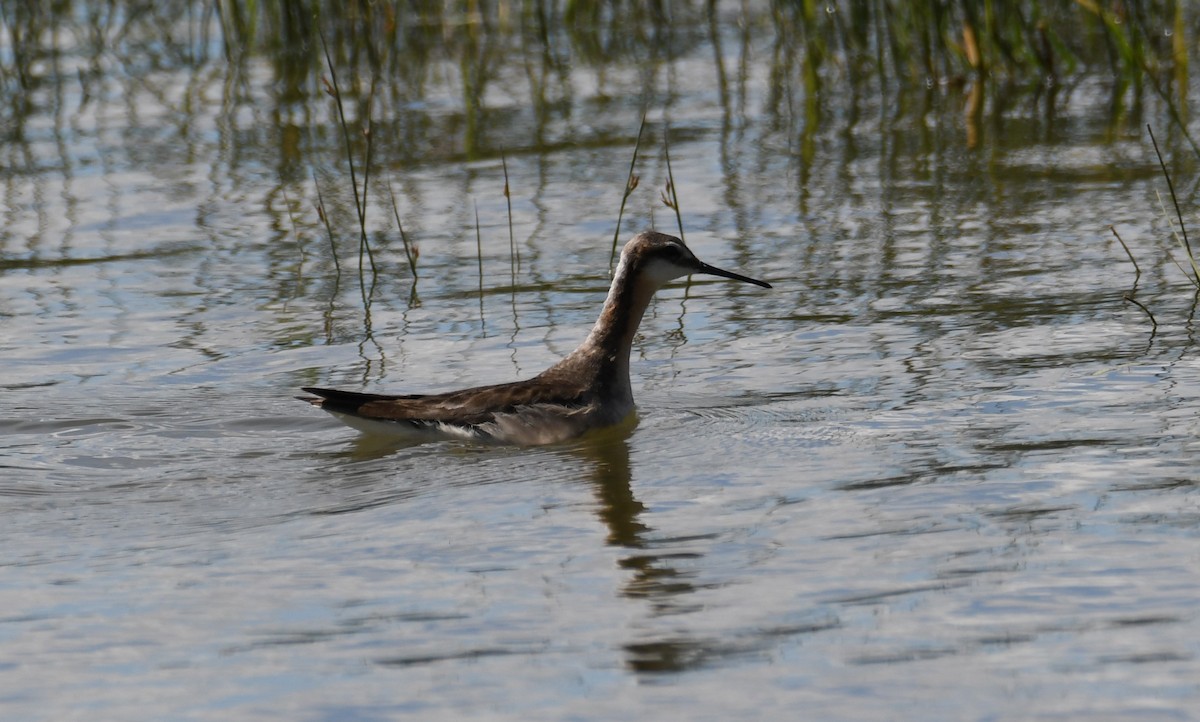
[300,377,590,428]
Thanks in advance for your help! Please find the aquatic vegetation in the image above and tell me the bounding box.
[1147,124,1199,288]
[4,0,1199,326]
[5,2,1192,146]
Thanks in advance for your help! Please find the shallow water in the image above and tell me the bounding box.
[3,4,1200,721]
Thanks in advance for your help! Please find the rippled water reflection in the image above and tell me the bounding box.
[4,3,1200,721]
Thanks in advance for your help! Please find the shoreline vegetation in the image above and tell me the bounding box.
[2,2,1195,155]
[3,1,1200,327]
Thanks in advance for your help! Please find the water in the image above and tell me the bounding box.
[3,4,1200,721]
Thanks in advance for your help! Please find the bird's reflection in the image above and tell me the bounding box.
[569,425,712,672]
[569,423,648,548]
[334,422,713,673]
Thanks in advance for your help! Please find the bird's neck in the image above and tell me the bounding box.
[555,257,657,397]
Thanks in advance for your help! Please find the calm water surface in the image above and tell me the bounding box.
[3,5,1200,721]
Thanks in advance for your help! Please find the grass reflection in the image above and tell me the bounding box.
[3,0,1199,361]
[3,2,1195,153]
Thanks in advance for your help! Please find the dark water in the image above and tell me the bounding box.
[3,4,1200,720]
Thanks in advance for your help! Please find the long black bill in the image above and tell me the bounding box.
[695,261,772,289]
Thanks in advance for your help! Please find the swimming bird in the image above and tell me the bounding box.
[300,231,771,445]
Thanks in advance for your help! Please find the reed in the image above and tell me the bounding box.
[502,154,519,273]
[9,1,1188,174]
[611,112,647,273]
[659,125,684,243]
[312,170,340,276]
[1123,291,1157,329]
[1147,124,1199,287]
[1110,225,1156,328]
[1110,225,1140,278]
[475,199,486,331]
[317,27,377,291]
[384,175,419,279]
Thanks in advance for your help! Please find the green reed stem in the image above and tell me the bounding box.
[611,111,648,273]
[1109,225,1139,277]
[318,27,376,282]
[661,124,684,243]
[313,169,340,276]
[385,175,419,279]
[502,154,519,273]
[1148,124,1199,286]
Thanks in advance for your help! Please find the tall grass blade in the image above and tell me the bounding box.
[661,124,684,242]
[611,111,648,274]
[318,27,376,291]
[475,199,486,333]
[502,154,519,272]
[1148,124,1199,286]
[313,169,340,276]
[1109,225,1139,277]
[1123,292,1157,329]
[385,175,419,279]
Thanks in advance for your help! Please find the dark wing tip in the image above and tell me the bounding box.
[298,387,332,406]
[297,386,394,416]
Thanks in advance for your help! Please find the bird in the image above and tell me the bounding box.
[299,230,771,445]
